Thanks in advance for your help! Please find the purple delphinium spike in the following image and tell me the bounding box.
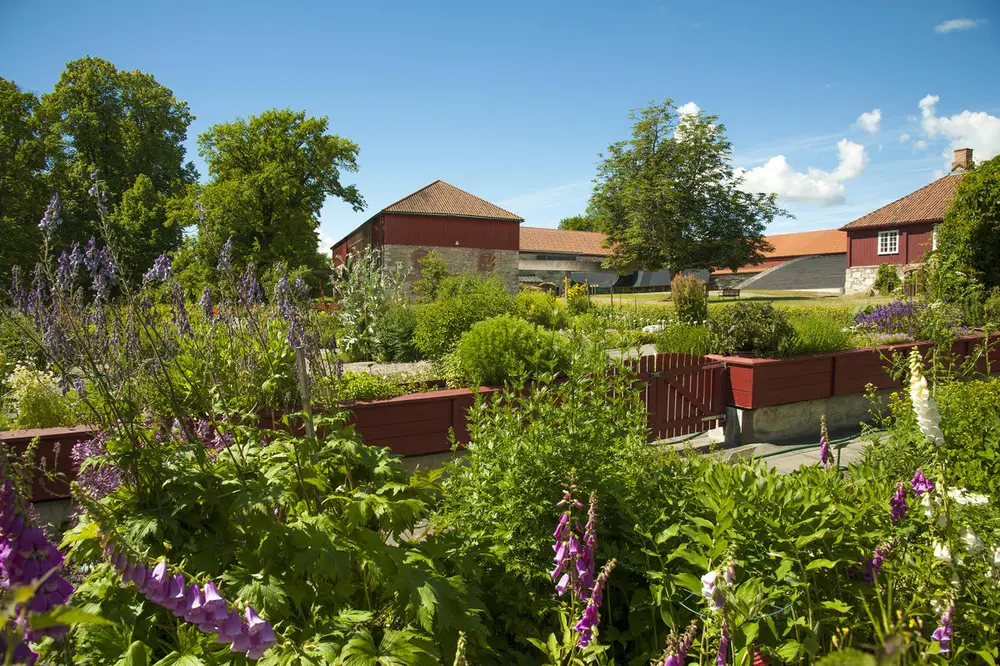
[931,603,954,653]
[911,469,935,496]
[889,482,909,524]
[218,237,233,272]
[200,287,214,320]
[38,193,62,237]
[574,559,615,648]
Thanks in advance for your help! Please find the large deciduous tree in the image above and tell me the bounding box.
[558,210,601,232]
[0,78,52,277]
[175,108,364,284]
[40,57,196,278]
[938,155,1000,290]
[591,100,782,273]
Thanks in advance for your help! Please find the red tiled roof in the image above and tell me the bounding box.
[763,229,846,257]
[840,174,962,231]
[381,180,523,221]
[519,227,611,256]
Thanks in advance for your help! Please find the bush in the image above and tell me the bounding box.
[4,365,80,429]
[372,304,420,362]
[872,263,900,295]
[413,275,515,359]
[671,273,708,324]
[315,370,407,404]
[515,290,569,330]
[447,315,572,386]
[985,287,1000,327]
[655,322,711,355]
[708,301,796,356]
[564,282,589,314]
[332,247,408,361]
[412,249,452,301]
[937,153,1000,290]
[788,311,856,355]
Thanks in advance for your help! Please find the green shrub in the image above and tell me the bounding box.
[515,290,569,330]
[412,249,452,302]
[372,304,420,362]
[936,153,1000,290]
[985,287,1000,327]
[788,311,856,355]
[708,301,796,356]
[655,323,711,355]
[447,315,572,386]
[413,275,515,359]
[670,273,708,324]
[4,365,80,429]
[872,263,900,295]
[315,371,407,404]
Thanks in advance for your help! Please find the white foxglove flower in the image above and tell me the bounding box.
[908,350,945,446]
[960,527,984,555]
[933,542,952,562]
[947,488,990,506]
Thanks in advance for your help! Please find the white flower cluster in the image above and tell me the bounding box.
[908,349,945,446]
[947,488,990,506]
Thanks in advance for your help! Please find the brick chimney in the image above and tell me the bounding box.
[951,147,973,172]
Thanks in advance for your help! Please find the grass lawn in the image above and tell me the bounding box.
[591,289,892,313]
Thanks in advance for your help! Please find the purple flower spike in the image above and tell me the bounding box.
[144,559,169,602]
[889,482,909,524]
[130,562,147,588]
[162,573,186,610]
[230,631,252,652]
[216,610,245,642]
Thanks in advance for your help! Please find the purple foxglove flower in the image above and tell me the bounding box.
[162,573,186,610]
[230,631,252,652]
[553,513,569,540]
[123,561,135,581]
[215,610,245,641]
[931,604,954,653]
[573,559,615,648]
[197,619,220,634]
[889,482,909,524]
[911,469,934,496]
[724,562,736,586]
[555,573,570,596]
[202,581,228,617]
[181,584,205,622]
[130,562,147,588]
[819,437,831,467]
[716,618,730,666]
[244,607,268,635]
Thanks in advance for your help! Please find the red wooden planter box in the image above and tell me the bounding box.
[0,426,94,502]
[710,334,998,410]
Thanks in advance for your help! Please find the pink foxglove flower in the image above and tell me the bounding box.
[573,560,615,648]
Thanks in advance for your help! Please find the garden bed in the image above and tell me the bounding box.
[711,332,1000,409]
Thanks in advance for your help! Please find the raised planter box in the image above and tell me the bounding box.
[0,426,94,502]
[710,333,999,410]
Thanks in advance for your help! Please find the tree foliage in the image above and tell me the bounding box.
[557,213,600,232]
[0,78,52,277]
[938,155,1000,290]
[33,57,197,280]
[176,109,365,284]
[591,100,782,272]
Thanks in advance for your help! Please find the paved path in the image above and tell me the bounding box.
[662,431,872,474]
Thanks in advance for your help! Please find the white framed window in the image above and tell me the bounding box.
[878,230,899,255]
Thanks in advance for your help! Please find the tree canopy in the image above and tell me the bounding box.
[938,155,1000,290]
[174,109,364,286]
[0,78,51,277]
[37,57,196,279]
[558,213,601,232]
[591,100,782,273]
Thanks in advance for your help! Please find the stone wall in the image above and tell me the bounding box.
[382,244,519,295]
[844,263,923,294]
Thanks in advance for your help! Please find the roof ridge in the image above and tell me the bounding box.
[379,180,445,212]
[840,173,961,231]
[434,180,522,220]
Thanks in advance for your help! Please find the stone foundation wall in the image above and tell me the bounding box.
[382,244,519,295]
[845,263,923,294]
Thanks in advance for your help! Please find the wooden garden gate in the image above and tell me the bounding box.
[633,353,727,441]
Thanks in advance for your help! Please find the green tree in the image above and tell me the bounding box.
[591,100,782,272]
[0,78,52,277]
[176,108,364,284]
[558,213,600,232]
[40,57,196,278]
[938,154,1000,289]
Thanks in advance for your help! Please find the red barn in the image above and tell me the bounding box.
[839,148,972,293]
[330,180,523,293]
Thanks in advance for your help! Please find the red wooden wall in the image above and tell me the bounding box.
[382,213,520,251]
[847,223,934,267]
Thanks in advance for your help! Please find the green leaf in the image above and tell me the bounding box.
[743,621,760,647]
[153,654,205,666]
[820,600,852,613]
[974,649,998,666]
[673,572,704,595]
[774,559,795,582]
[115,642,150,666]
[30,606,113,629]
[776,641,804,661]
[794,529,829,550]
[805,558,838,571]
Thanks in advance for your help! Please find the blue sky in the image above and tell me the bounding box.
[2,0,999,248]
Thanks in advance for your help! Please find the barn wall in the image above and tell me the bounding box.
[847,223,934,267]
[382,213,520,251]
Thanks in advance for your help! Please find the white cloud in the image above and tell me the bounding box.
[913,140,928,150]
[677,101,700,118]
[735,139,868,206]
[934,18,981,33]
[899,132,911,142]
[919,94,1000,161]
[317,228,338,252]
[857,109,882,134]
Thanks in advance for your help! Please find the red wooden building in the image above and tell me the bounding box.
[840,148,972,293]
[330,180,523,293]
